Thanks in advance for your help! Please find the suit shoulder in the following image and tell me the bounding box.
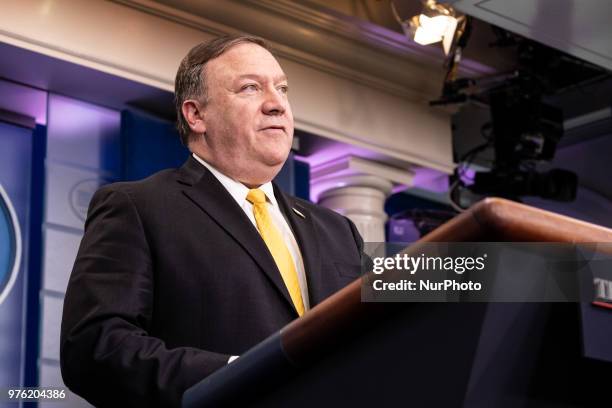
[96,168,178,198]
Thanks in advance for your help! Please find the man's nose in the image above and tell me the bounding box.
[261,88,286,115]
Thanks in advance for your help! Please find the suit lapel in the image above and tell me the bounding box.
[177,157,297,315]
[273,184,323,307]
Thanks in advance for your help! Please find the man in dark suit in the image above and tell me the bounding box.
[60,35,364,407]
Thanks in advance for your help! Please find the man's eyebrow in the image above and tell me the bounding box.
[235,74,288,82]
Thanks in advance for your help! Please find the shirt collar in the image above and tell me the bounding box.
[192,153,278,207]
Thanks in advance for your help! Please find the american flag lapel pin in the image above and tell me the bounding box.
[292,207,306,219]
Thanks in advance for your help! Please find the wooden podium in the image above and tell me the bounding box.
[183,198,612,407]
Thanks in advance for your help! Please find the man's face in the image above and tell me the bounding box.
[194,43,294,186]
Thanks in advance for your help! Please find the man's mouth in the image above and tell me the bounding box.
[261,125,285,133]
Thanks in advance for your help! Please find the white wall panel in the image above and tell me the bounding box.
[42,227,82,294]
[44,163,110,231]
[47,94,121,174]
[40,295,63,361]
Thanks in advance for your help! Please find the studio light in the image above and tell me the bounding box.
[392,0,462,55]
[411,13,458,53]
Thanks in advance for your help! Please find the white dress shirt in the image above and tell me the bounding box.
[191,153,310,311]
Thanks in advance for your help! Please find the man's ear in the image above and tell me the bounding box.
[181,100,207,134]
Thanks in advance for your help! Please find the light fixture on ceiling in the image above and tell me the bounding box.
[392,0,463,55]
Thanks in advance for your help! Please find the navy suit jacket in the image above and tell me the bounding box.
[60,156,364,407]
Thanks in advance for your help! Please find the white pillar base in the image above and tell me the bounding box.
[316,174,392,242]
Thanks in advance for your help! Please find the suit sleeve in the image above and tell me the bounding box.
[345,216,364,255]
[345,216,374,273]
[60,186,229,407]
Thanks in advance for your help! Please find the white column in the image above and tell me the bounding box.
[317,174,392,242]
[310,156,413,242]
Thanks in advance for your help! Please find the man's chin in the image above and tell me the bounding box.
[260,149,290,167]
[240,160,287,186]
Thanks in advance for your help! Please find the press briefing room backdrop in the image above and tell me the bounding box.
[0,5,450,406]
[0,75,319,399]
[0,32,393,408]
[1,1,612,407]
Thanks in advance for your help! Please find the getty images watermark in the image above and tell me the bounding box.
[360,243,612,303]
[371,251,487,292]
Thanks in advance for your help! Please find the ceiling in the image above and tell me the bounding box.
[448,0,612,72]
[308,0,612,72]
[305,0,517,72]
[308,0,612,119]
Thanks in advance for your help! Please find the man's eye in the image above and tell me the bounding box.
[278,85,289,94]
[241,84,258,92]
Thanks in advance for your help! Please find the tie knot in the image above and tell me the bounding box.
[246,188,267,205]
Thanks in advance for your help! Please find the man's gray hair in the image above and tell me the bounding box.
[174,34,269,146]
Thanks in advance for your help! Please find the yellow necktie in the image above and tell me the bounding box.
[246,189,305,316]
